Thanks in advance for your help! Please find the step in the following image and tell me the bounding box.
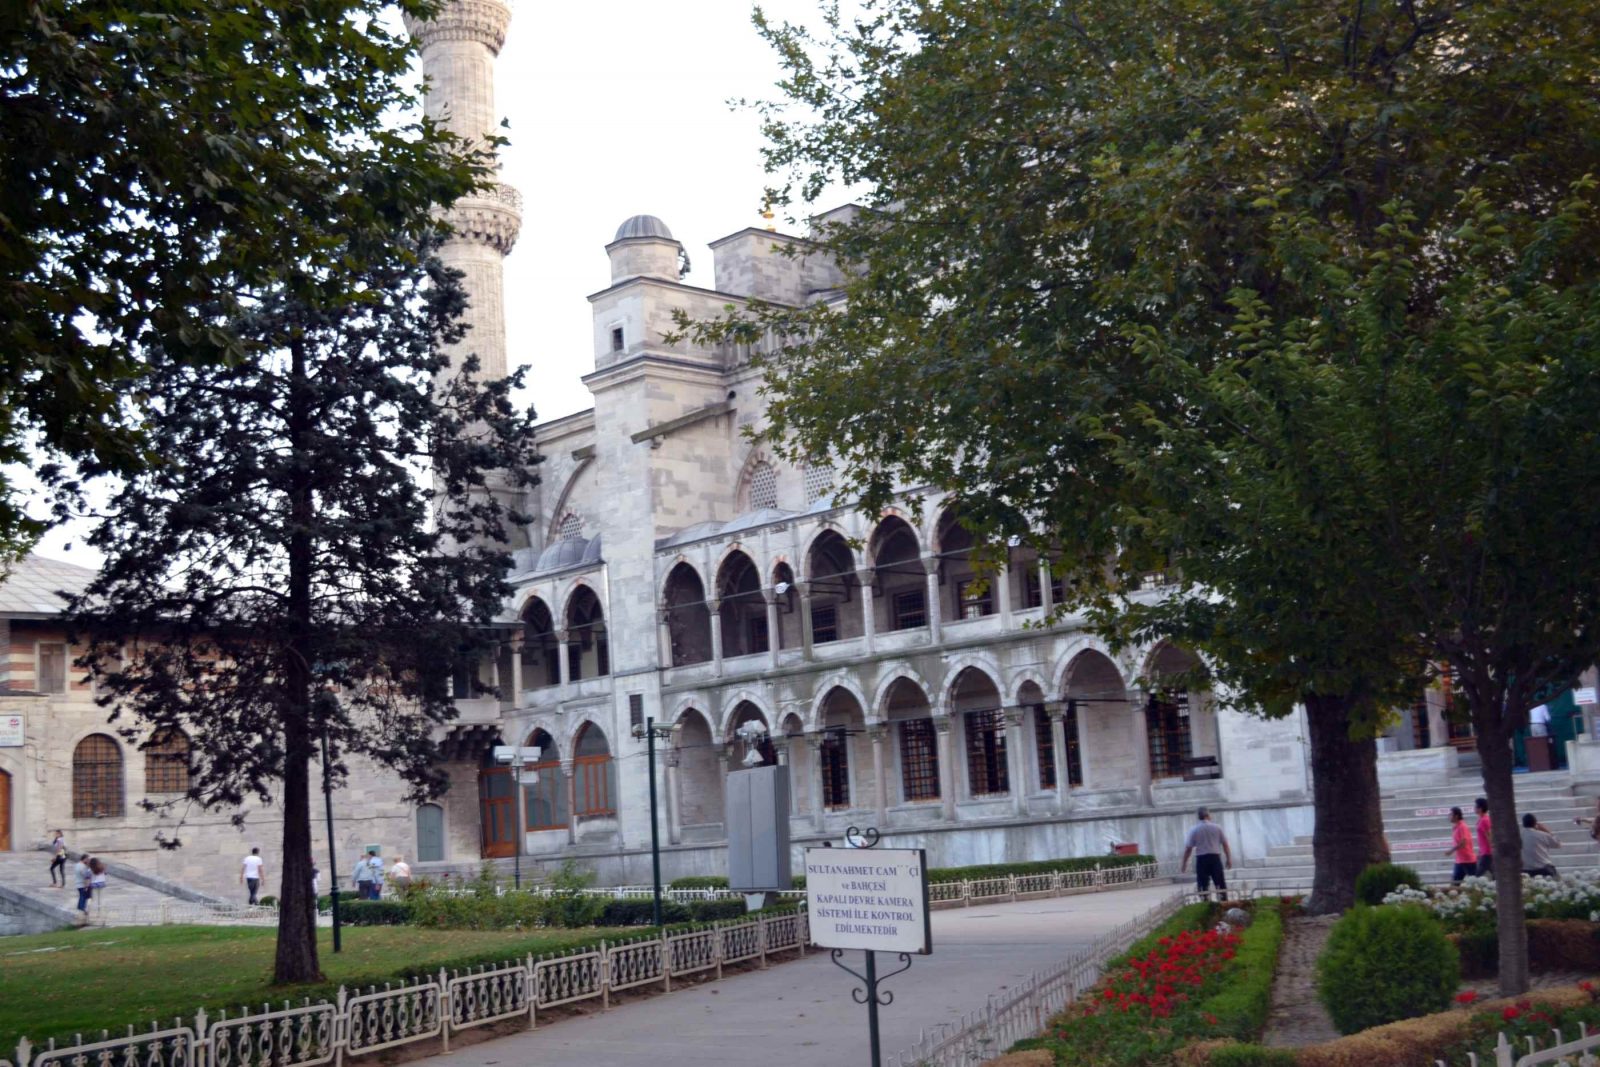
[1383,771,1576,799]
[0,851,239,932]
[1238,854,1595,879]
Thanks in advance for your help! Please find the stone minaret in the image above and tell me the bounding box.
[405,0,521,382]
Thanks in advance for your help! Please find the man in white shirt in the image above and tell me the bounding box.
[1180,807,1233,897]
[241,848,266,905]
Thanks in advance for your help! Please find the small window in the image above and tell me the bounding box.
[898,719,940,802]
[820,727,850,809]
[892,589,927,630]
[144,728,192,795]
[748,461,778,510]
[610,326,625,353]
[802,459,835,503]
[964,708,1009,795]
[451,659,478,700]
[37,643,68,694]
[73,734,124,818]
[811,605,838,644]
[556,512,583,541]
[956,578,993,620]
[1023,569,1066,609]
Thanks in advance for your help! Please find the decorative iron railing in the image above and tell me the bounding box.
[6,910,810,1067]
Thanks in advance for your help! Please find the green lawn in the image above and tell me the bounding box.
[0,923,628,1054]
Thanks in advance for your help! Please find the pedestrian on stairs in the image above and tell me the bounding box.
[1444,806,1476,882]
[48,830,67,888]
[1474,797,1493,877]
[1520,813,1561,879]
[73,854,94,912]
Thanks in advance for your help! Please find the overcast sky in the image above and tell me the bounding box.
[26,0,847,565]
[494,0,847,421]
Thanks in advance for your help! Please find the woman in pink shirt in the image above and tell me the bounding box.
[1444,806,1477,882]
[1474,797,1493,876]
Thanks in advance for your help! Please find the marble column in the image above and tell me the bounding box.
[1048,701,1072,813]
[1130,690,1154,805]
[1004,708,1027,816]
[762,589,780,669]
[664,750,682,845]
[1037,560,1054,616]
[657,609,673,669]
[798,582,815,661]
[995,562,1013,628]
[708,597,723,676]
[934,717,956,822]
[856,567,877,655]
[922,557,943,645]
[556,629,572,687]
[807,734,826,833]
[562,762,577,845]
[869,724,889,829]
[508,634,523,705]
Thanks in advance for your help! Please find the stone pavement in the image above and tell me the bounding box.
[1260,914,1340,1047]
[435,883,1181,1067]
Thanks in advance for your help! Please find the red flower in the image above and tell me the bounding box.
[1455,991,1478,1005]
[1502,1006,1521,1022]
[1204,1013,1219,1026]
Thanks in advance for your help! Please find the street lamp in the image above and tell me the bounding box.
[492,744,541,889]
[312,689,343,953]
[631,716,679,926]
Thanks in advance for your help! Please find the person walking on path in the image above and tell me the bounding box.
[1444,806,1477,882]
[353,848,384,900]
[73,854,94,913]
[48,830,67,888]
[1474,797,1494,877]
[1521,813,1562,879]
[241,847,265,905]
[1180,807,1232,897]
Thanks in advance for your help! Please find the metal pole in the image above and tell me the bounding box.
[865,950,881,1067]
[647,716,663,927]
[319,721,341,953]
[513,760,524,890]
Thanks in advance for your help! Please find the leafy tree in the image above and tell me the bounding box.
[65,215,540,983]
[0,0,478,546]
[680,0,1600,949]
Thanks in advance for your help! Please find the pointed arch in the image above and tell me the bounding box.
[572,721,616,817]
[73,734,124,818]
[808,672,873,730]
[563,582,609,680]
[663,560,712,666]
[523,727,566,831]
[715,548,767,658]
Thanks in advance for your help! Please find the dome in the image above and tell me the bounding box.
[533,534,603,574]
[613,215,674,242]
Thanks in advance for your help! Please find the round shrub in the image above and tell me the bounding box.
[256,895,278,908]
[1316,905,1458,1034]
[1354,862,1424,907]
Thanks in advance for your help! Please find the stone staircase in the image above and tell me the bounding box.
[0,850,240,934]
[1239,771,1596,889]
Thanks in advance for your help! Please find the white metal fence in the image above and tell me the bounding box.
[6,910,810,1067]
[1470,1020,1600,1067]
[884,888,1189,1067]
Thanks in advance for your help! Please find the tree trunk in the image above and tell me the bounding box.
[273,708,322,984]
[274,334,323,985]
[1304,693,1389,915]
[1474,715,1528,995]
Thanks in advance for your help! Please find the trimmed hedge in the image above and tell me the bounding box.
[1452,918,1600,978]
[596,898,755,926]
[1354,863,1423,907]
[1317,905,1458,1035]
[339,900,410,926]
[1196,903,1285,1038]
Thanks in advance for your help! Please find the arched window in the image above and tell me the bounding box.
[573,723,616,817]
[663,563,712,666]
[416,803,445,862]
[524,728,567,830]
[716,550,766,657]
[747,461,778,510]
[802,459,835,504]
[73,734,124,818]
[565,586,609,680]
[556,512,583,541]
[143,727,191,795]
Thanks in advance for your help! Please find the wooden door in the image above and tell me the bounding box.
[0,768,11,851]
[478,767,514,858]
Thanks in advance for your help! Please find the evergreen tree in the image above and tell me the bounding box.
[66,218,539,983]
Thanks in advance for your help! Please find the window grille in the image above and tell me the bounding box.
[1145,692,1194,779]
[955,578,993,620]
[37,642,67,694]
[802,459,834,503]
[810,605,838,644]
[891,589,927,630]
[526,750,567,830]
[747,461,778,510]
[1411,700,1431,749]
[820,728,851,809]
[143,728,191,795]
[73,733,124,817]
[573,726,615,817]
[1034,703,1082,790]
[556,513,583,541]
[746,616,769,655]
[964,709,1009,795]
[898,719,940,801]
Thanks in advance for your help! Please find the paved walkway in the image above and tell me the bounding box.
[1260,914,1339,1046]
[439,883,1180,1067]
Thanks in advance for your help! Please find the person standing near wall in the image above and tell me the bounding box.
[241,847,265,905]
[387,856,412,896]
[1179,807,1232,897]
[73,854,93,913]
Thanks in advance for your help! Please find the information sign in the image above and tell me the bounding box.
[0,714,22,747]
[1575,688,1597,706]
[804,846,931,954]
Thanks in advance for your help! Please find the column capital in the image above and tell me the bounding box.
[404,0,512,53]
[866,723,889,742]
[920,555,940,576]
[1043,699,1069,721]
[804,732,827,751]
[707,597,722,615]
[1003,707,1026,728]
[932,715,953,735]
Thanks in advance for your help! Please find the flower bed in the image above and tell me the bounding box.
[1382,870,1600,933]
[1011,900,1286,1066]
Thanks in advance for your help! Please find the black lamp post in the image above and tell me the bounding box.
[314,693,342,953]
[632,716,675,927]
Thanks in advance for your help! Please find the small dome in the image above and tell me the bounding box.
[533,534,603,574]
[613,215,674,242]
